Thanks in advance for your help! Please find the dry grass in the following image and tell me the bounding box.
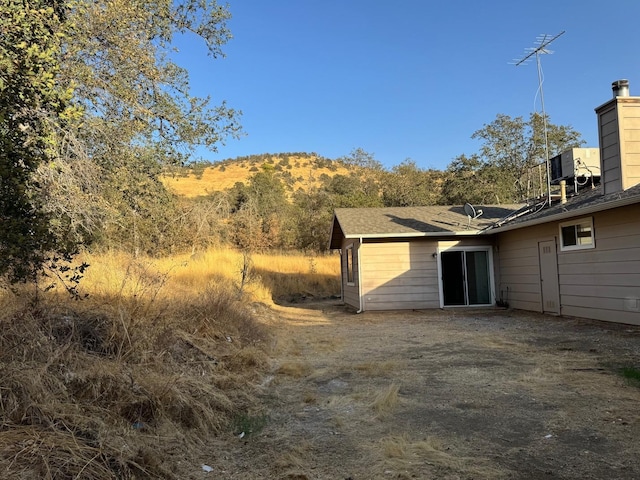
[369,383,400,417]
[0,282,264,477]
[302,391,318,404]
[274,440,312,479]
[155,247,340,304]
[352,360,403,377]
[277,361,313,378]
[380,434,456,470]
[251,250,341,303]
[0,246,337,479]
[379,434,506,478]
[161,156,352,198]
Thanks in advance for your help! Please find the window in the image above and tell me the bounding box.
[559,217,594,251]
[346,245,355,284]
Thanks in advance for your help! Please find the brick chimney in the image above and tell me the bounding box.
[595,80,640,195]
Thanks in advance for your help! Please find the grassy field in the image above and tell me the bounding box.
[95,247,341,304]
[0,248,340,479]
[162,155,352,197]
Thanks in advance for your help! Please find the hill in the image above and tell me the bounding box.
[162,153,354,198]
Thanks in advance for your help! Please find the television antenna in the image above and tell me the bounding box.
[511,31,565,207]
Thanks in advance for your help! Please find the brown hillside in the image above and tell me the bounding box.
[163,154,354,198]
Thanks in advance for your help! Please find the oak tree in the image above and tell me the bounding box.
[0,0,78,282]
[470,112,584,202]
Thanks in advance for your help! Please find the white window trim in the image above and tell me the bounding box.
[559,217,595,252]
[346,244,355,286]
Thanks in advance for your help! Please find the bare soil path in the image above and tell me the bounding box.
[203,301,640,479]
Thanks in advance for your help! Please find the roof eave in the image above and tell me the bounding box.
[342,230,484,240]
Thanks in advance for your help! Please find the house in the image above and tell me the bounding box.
[328,205,523,311]
[329,79,640,325]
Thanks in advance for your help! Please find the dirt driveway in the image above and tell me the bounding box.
[204,301,640,479]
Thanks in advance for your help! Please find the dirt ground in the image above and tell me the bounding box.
[199,301,640,480]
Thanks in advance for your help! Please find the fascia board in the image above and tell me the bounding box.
[342,230,482,240]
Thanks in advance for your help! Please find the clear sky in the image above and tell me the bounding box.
[174,0,640,170]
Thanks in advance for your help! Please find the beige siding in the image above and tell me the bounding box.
[438,238,493,248]
[360,240,439,311]
[621,101,640,190]
[497,204,640,325]
[557,205,640,325]
[497,223,555,311]
[341,239,361,310]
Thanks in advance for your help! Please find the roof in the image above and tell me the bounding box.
[486,183,640,233]
[329,184,640,249]
[329,205,524,249]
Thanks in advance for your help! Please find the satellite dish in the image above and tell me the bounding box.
[463,203,476,218]
[464,203,483,227]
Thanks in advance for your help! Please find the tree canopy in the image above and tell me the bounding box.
[1,0,242,281]
[1,0,588,270]
[0,0,76,281]
[469,112,584,202]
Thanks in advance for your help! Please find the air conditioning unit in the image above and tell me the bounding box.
[549,148,601,184]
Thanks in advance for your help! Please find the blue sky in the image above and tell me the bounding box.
[175,0,640,170]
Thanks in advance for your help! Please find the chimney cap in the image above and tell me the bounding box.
[612,79,630,97]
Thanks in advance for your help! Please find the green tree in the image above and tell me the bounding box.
[60,0,240,165]
[55,0,242,254]
[338,148,384,171]
[2,0,243,273]
[229,166,290,250]
[323,173,383,208]
[471,112,584,201]
[290,188,334,251]
[382,160,444,206]
[98,153,179,256]
[0,0,80,282]
[440,155,508,205]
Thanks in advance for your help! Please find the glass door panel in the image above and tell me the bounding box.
[442,251,465,306]
[465,251,490,305]
[441,250,491,306]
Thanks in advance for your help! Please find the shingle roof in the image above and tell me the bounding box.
[329,205,524,249]
[328,184,640,249]
[486,183,640,232]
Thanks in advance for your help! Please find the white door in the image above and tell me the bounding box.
[538,240,560,314]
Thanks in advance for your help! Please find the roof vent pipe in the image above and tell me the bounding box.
[612,79,630,97]
[560,180,567,204]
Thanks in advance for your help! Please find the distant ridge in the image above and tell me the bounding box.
[162,153,356,198]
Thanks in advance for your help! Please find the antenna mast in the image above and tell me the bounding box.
[512,31,565,207]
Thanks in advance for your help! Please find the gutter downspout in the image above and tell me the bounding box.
[339,249,344,303]
[356,237,364,313]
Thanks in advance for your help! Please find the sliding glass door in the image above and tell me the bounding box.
[441,249,491,306]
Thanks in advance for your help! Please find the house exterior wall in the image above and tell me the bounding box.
[359,239,439,311]
[496,204,640,325]
[353,237,496,311]
[496,223,554,312]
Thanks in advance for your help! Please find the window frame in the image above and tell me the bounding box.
[346,244,355,285]
[559,217,595,252]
